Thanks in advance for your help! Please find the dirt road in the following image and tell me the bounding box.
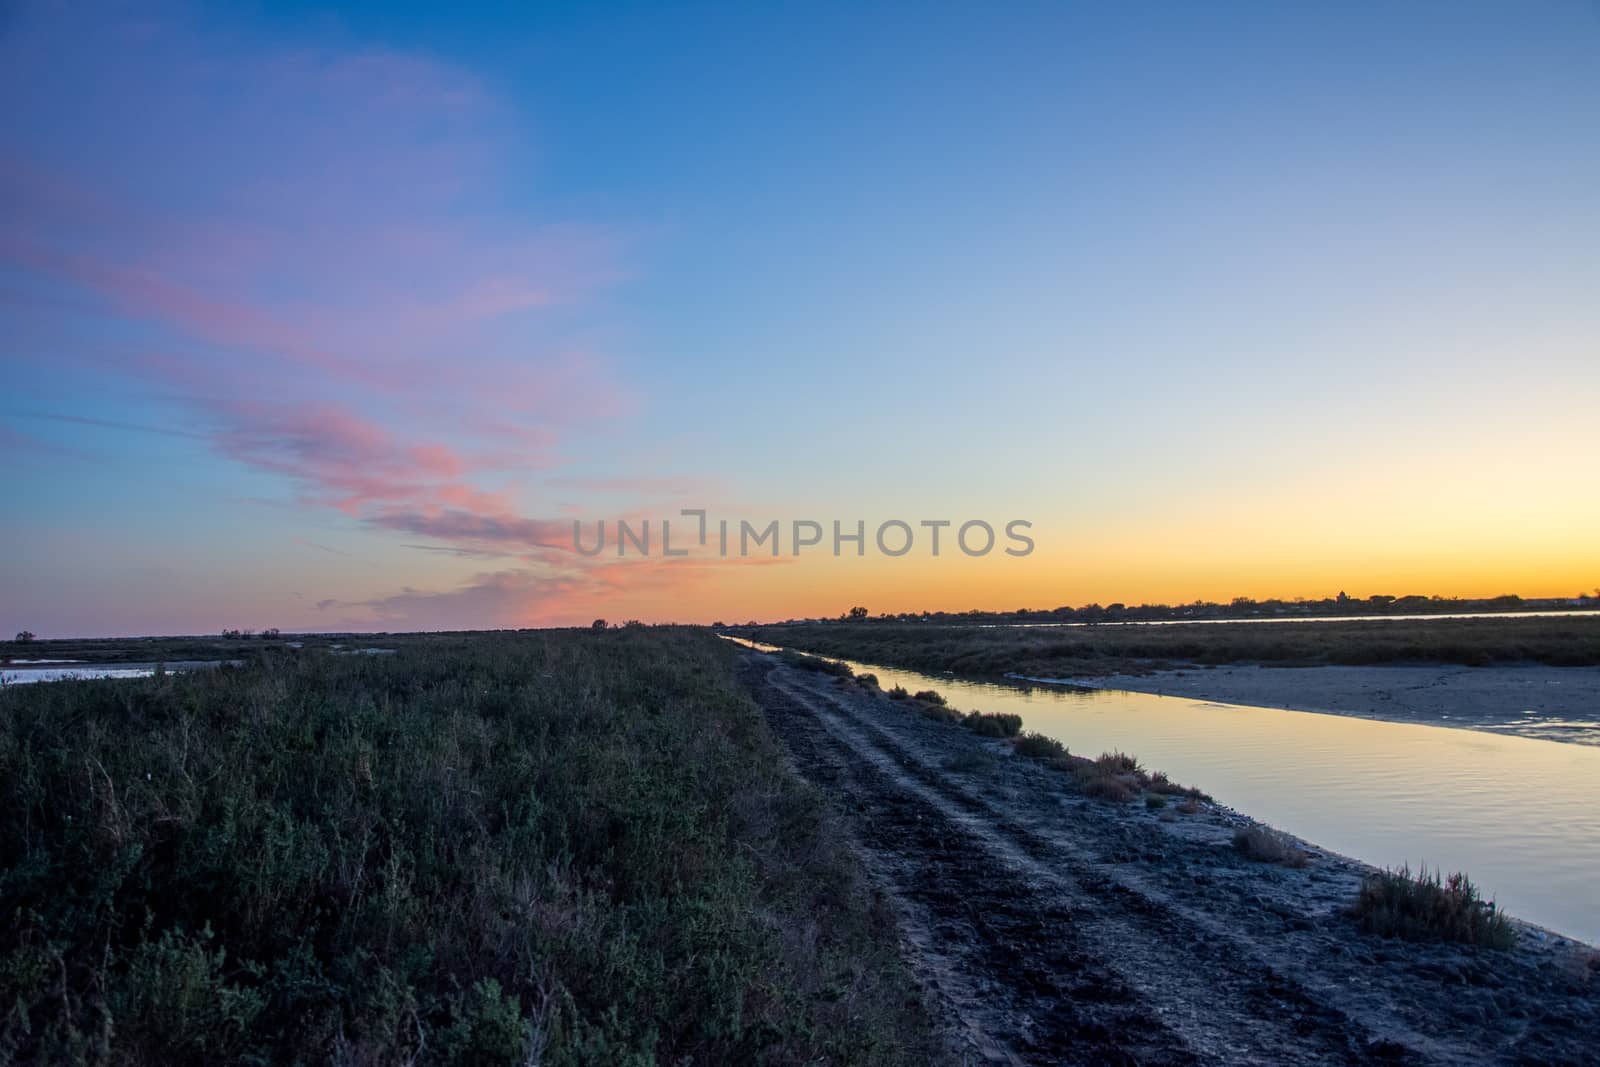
[741,655,1600,1065]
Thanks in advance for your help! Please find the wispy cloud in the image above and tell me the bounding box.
[0,5,697,623]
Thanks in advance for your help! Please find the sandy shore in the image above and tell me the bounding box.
[1010,663,1600,746]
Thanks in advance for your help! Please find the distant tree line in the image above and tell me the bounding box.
[809,591,1600,627]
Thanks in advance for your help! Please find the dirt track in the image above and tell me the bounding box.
[741,655,1600,1066]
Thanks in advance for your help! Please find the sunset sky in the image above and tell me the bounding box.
[4,2,1598,637]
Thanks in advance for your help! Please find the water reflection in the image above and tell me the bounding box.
[733,638,1600,944]
[0,661,238,685]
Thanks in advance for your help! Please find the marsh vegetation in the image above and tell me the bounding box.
[0,630,937,1066]
[736,615,1600,678]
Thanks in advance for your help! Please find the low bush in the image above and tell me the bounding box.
[856,673,879,689]
[1080,774,1137,803]
[1351,866,1516,949]
[1233,826,1310,868]
[961,711,1022,738]
[1011,732,1068,761]
[912,689,946,706]
[1145,793,1168,810]
[1095,751,1141,774]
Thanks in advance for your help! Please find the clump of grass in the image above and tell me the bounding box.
[887,685,909,700]
[1233,826,1310,868]
[1351,866,1516,949]
[1145,793,1167,810]
[1176,798,1203,815]
[912,689,946,706]
[1081,775,1137,803]
[1096,751,1142,774]
[856,673,879,689]
[960,711,1022,738]
[1011,732,1068,761]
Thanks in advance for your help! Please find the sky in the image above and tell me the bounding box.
[3,1,1598,637]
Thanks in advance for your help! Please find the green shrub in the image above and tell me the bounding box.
[961,711,1022,738]
[1351,866,1515,949]
[887,685,909,700]
[1011,732,1068,761]
[911,689,945,706]
[856,673,879,689]
[1145,793,1167,810]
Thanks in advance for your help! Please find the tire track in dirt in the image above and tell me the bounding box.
[748,661,1189,1065]
[748,659,1413,1065]
[773,670,1461,1062]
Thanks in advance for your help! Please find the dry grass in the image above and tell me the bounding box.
[1081,774,1138,803]
[1011,732,1069,761]
[960,711,1023,738]
[1351,866,1516,949]
[1233,826,1311,867]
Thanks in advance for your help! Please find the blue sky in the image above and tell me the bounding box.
[3,1,1598,635]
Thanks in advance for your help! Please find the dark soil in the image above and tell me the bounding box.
[742,654,1600,1066]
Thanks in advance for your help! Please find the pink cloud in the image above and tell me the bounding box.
[317,552,797,631]
[0,6,719,628]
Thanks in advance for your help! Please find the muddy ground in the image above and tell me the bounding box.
[741,654,1600,1065]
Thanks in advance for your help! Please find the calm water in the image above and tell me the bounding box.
[741,640,1600,944]
[0,661,237,685]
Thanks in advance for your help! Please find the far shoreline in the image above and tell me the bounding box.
[1008,661,1600,747]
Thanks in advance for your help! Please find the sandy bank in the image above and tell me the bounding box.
[1011,663,1600,746]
